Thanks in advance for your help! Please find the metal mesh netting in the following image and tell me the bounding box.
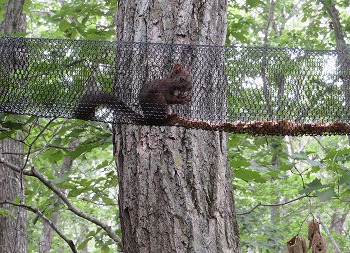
[1,36,350,135]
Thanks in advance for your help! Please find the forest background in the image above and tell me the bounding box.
[0,0,349,252]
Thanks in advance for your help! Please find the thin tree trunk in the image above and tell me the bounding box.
[39,141,77,253]
[39,210,60,253]
[0,138,27,253]
[320,0,350,114]
[330,209,348,234]
[0,0,27,252]
[114,1,240,252]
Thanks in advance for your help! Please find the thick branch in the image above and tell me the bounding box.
[320,0,347,51]
[0,157,123,249]
[167,116,350,135]
[0,200,77,253]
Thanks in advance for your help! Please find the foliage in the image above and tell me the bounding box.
[25,0,116,40]
[227,1,350,252]
[230,134,350,252]
[1,0,120,251]
[0,114,120,252]
[226,0,350,49]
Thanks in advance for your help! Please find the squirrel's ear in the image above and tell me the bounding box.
[172,64,182,74]
[184,65,190,72]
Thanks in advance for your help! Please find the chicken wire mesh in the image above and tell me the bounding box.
[1,36,350,135]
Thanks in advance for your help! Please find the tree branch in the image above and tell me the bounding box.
[0,157,123,250]
[0,200,78,253]
[320,0,347,51]
[317,213,342,253]
[22,118,56,170]
[237,195,308,215]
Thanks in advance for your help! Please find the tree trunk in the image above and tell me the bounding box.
[0,0,26,34]
[330,209,348,234]
[39,210,60,253]
[39,143,76,253]
[0,1,27,252]
[0,138,27,253]
[114,1,240,252]
[320,0,350,116]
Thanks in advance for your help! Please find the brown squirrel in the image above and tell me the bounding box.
[139,63,192,125]
[73,64,192,125]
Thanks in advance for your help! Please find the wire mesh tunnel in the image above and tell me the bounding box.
[1,36,350,135]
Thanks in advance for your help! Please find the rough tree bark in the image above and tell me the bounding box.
[0,138,27,253]
[0,0,26,34]
[114,1,240,252]
[39,140,78,253]
[0,1,27,252]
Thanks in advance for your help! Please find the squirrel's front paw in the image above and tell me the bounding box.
[179,93,192,103]
[185,94,192,101]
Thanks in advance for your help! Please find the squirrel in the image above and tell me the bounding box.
[139,63,192,125]
[73,63,192,125]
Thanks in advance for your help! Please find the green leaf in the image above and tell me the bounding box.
[324,148,350,160]
[299,179,327,195]
[101,245,110,252]
[67,128,86,138]
[250,162,267,173]
[293,152,308,160]
[301,15,308,23]
[315,187,336,201]
[307,159,321,167]
[101,195,115,205]
[96,160,110,170]
[43,148,65,164]
[59,20,71,32]
[68,187,84,198]
[230,159,250,168]
[279,163,294,171]
[235,169,266,183]
[339,172,350,186]
[0,121,25,130]
[66,134,112,160]
[246,0,264,8]
[78,237,92,250]
[78,178,92,188]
